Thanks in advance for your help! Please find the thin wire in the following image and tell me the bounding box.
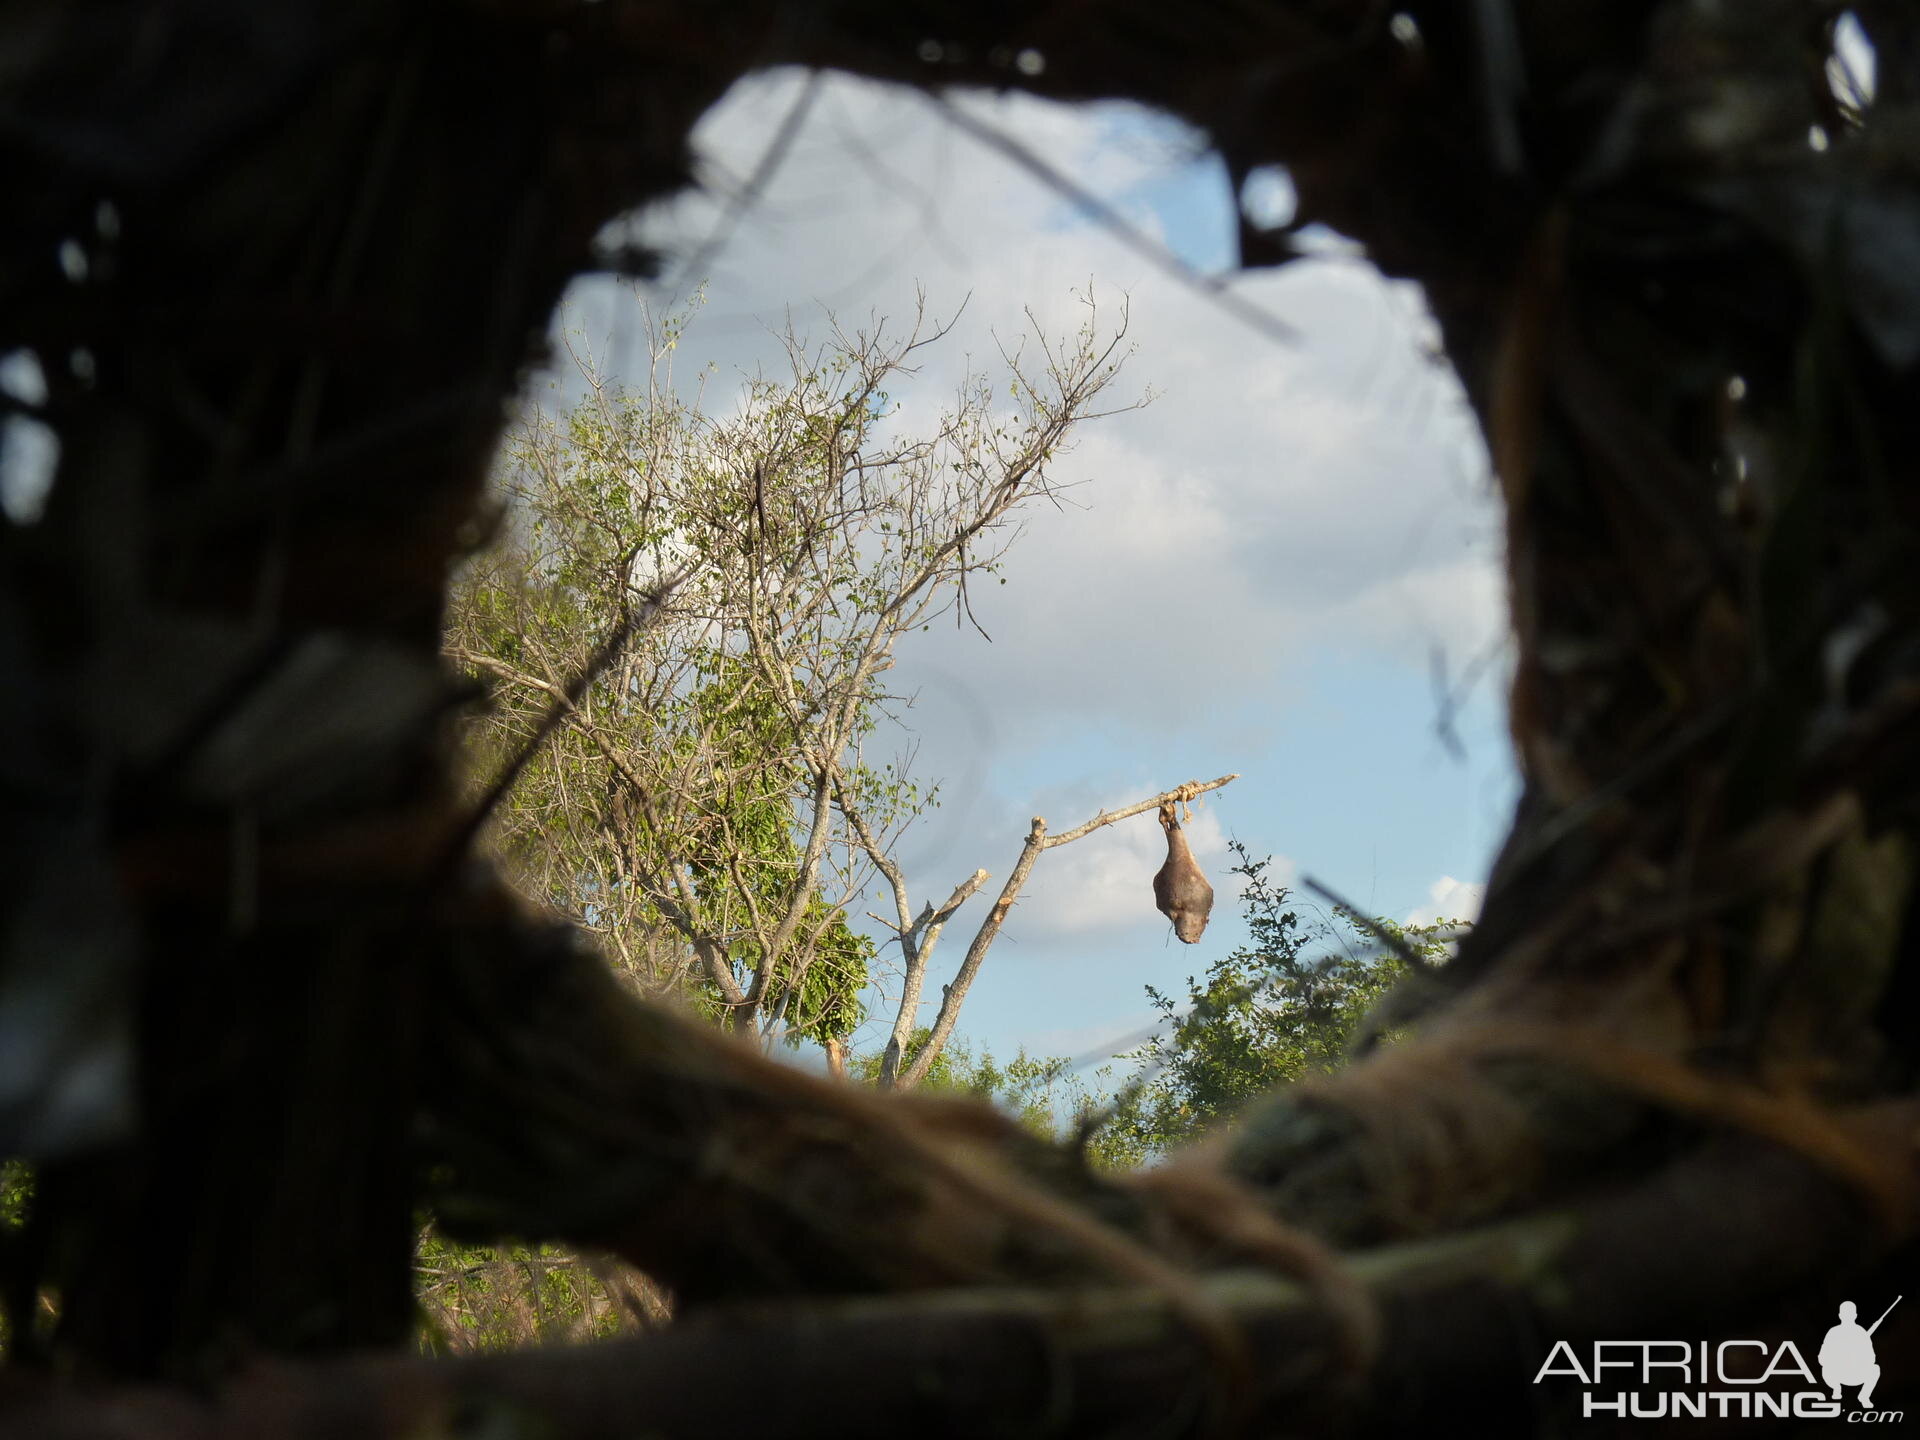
[923,93,1301,348]
[1302,874,1431,971]
[663,70,827,302]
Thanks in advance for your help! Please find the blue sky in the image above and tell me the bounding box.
[913,640,1511,1062]
[552,71,1519,1070]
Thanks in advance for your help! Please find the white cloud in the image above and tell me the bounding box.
[1404,875,1486,928]
[595,75,1506,733]
[612,64,1509,841]
[536,71,1517,1049]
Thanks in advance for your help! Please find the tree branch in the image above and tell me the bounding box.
[447,568,692,868]
[898,775,1240,1088]
[879,867,991,1089]
[1040,773,1240,850]
[19,1109,1909,1438]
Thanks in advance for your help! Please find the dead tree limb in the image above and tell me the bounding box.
[897,775,1239,1088]
[9,1107,1912,1438]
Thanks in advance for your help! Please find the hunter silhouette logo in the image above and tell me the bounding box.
[1820,1297,1898,1411]
[1533,1295,1905,1421]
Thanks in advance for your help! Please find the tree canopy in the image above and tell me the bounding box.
[1095,845,1463,1166]
[447,295,1138,1056]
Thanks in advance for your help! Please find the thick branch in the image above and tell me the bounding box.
[17,1111,1910,1439]
[879,867,991,1089]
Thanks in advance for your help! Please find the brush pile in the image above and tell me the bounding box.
[3,2,1919,1434]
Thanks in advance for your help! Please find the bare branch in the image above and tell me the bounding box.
[1041,773,1240,850]
[443,567,693,873]
[899,776,1240,1088]
[18,1113,1900,1439]
[878,866,991,1089]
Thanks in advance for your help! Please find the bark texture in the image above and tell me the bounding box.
[2,0,1918,1433]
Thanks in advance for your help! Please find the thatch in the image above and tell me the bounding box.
[4,1,1919,1433]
